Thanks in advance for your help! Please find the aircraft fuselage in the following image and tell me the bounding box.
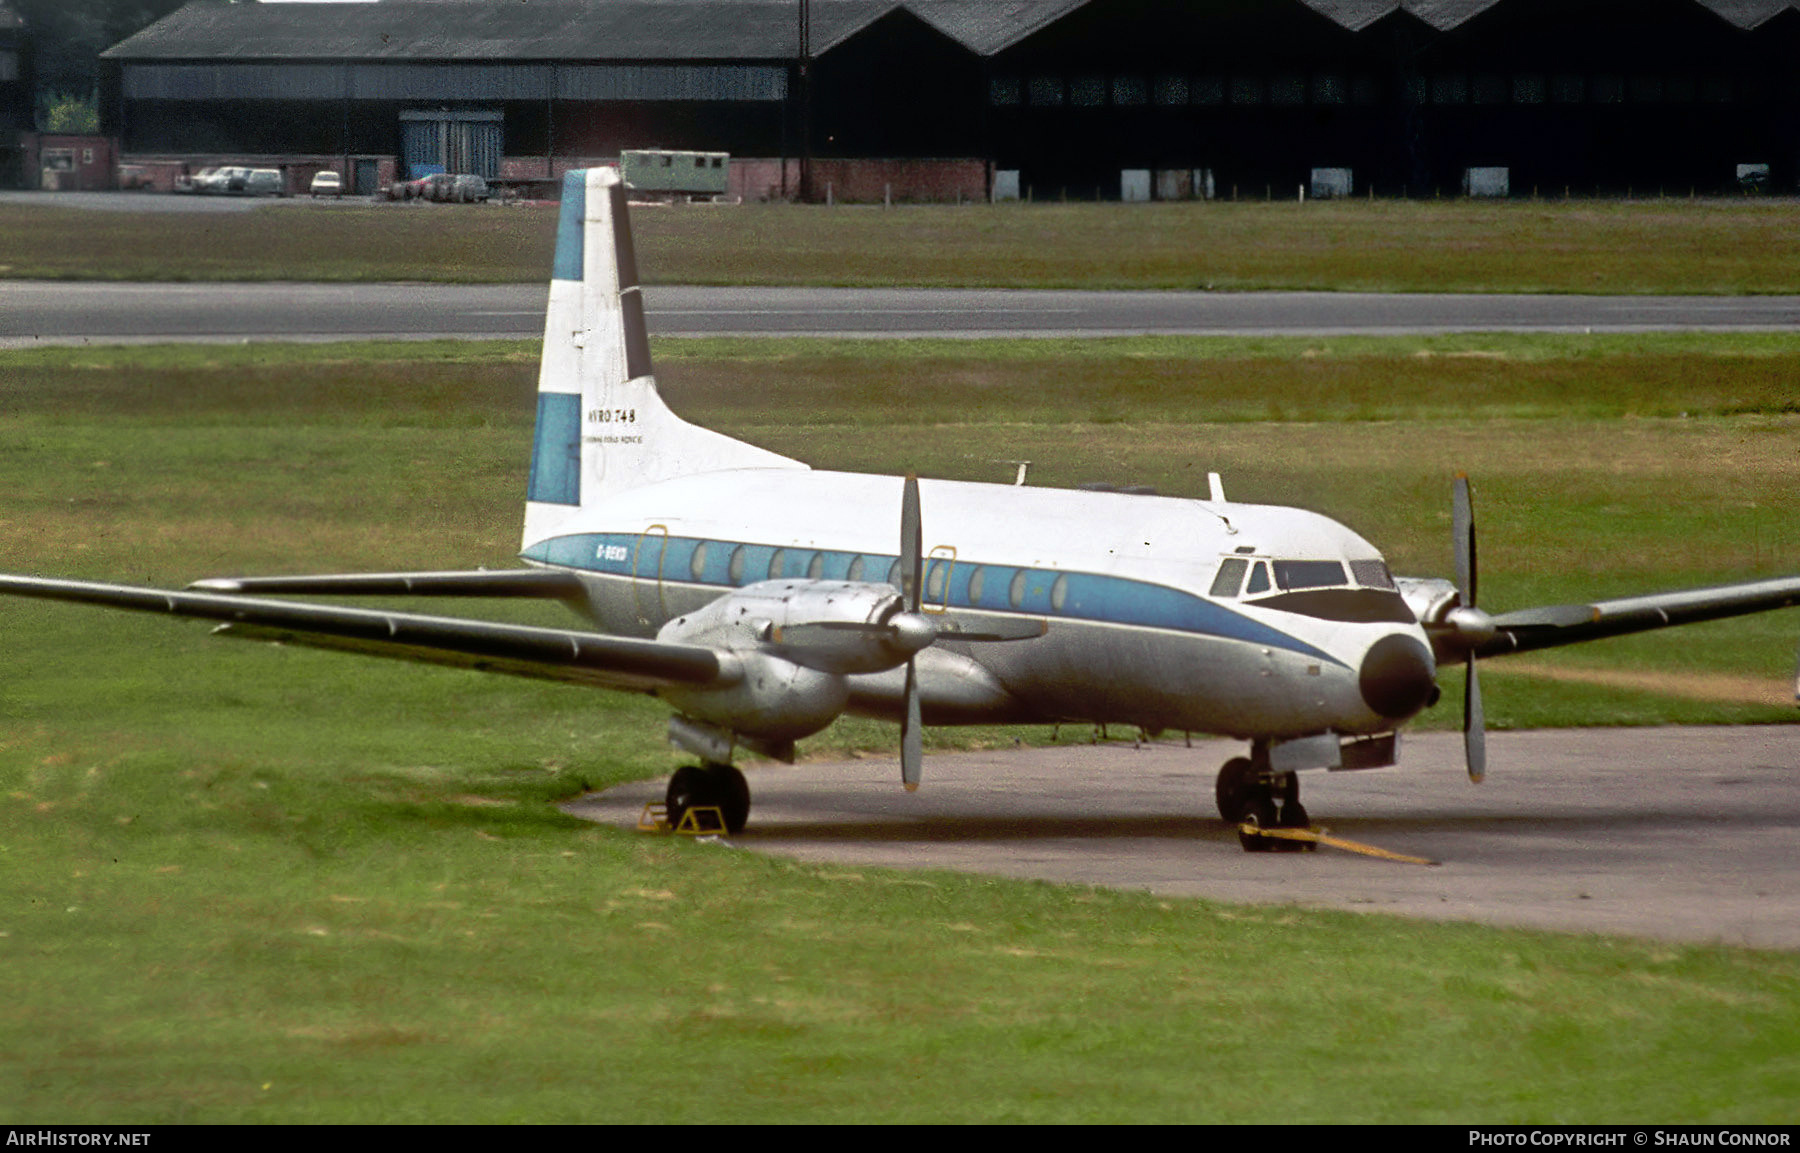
[522,468,1438,742]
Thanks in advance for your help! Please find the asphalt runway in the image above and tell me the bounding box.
[567,726,1800,950]
[7,280,1800,346]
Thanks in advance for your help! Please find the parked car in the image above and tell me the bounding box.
[395,172,490,203]
[173,166,216,194]
[194,166,253,194]
[244,169,285,197]
[448,174,490,203]
[308,171,343,197]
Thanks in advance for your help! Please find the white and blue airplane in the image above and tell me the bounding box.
[5,168,1798,850]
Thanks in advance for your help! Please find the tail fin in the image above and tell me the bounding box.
[522,168,803,550]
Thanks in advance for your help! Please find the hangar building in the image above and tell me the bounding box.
[102,0,1800,199]
[0,2,29,187]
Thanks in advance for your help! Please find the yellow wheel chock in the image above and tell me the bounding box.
[1238,822,1440,866]
[638,802,728,836]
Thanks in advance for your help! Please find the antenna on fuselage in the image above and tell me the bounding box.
[989,459,1031,486]
[1202,472,1236,534]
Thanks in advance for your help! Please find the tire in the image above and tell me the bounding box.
[705,763,751,834]
[1215,756,1257,822]
[665,765,710,830]
[1236,796,1281,852]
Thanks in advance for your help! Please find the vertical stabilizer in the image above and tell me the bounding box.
[523,168,804,549]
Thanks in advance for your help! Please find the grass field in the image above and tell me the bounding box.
[2,337,1798,1122]
[7,195,1800,292]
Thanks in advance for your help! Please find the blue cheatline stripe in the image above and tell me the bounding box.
[551,170,587,282]
[519,532,1344,665]
[527,392,582,506]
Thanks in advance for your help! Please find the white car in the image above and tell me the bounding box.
[244,169,285,197]
[309,171,343,198]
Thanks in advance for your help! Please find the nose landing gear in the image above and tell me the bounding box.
[1215,754,1314,853]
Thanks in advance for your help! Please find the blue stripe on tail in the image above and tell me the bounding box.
[551,170,586,282]
[528,392,582,506]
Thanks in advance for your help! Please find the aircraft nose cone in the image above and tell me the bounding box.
[1359,634,1437,721]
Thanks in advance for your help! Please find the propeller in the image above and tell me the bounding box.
[767,474,1044,790]
[899,473,925,791]
[1451,474,1490,783]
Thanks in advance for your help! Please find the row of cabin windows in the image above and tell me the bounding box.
[991,72,1743,109]
[1209,557,1396,599]
[679,540,1391,609]
[691,542,1075,611]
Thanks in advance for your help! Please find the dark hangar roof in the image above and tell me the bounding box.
[104,0,1800,63]
[106,0,900,61]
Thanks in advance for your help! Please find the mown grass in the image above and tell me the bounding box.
[2,338,1798,1122]
[8,196,1800,292]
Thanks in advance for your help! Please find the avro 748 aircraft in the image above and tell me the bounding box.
[4,168,1798,850]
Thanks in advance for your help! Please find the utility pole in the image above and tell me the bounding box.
[798,0,812,203]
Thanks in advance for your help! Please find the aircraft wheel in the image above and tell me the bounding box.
[1278,799,1315,851]
[1236,796,1281,852]
[1215,756,1258,821]
[665,765,710,830]
[704,762,750,834]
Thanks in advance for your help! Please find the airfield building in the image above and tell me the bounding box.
[100,0,1800,199]
[0,2,29,188]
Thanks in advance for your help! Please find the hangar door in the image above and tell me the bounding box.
[400,110,502,178]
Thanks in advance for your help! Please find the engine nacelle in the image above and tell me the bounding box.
[659,579,911,674]
[1394,576,1459,626]
[658,649,849,742]
[654,580,912,740]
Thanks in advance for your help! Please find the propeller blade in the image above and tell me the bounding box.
[1464,656,1487,783]
[1454,474,1488,782]
[900,474,922,614]
[1452,474,1477,607]
[901,658,922,792]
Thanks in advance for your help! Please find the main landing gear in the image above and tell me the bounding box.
[1215,752,1313,853]
[666,762,751,834]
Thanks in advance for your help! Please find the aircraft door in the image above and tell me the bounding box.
[924,546,957,614]
[632,525,669,628]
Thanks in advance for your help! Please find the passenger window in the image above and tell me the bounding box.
[847,555,865,581]
[967,566,986,604]
[689,541,708,581]
[1245,562,1271,595]
[1009,569,1028,608]
[1209,557,1248,598]
[1050,574,1069,611]
[807,553,824,579]
[768,549,787,579]
[728,545,746,585]
[925,560,946,601]
[886,558,903,590]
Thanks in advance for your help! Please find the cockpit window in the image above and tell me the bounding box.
[1272,560,1347,591]
[1245,561,1271,595]
[1349,559,1396,590]
[1209,557,1248,598]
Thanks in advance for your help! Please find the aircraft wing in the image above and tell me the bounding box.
[187,568,587,599]
[0,574,727,693]
[1473,574,1800,659]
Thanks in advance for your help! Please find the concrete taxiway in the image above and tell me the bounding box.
[7,280,1800,347]
[567,726,1800,950]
